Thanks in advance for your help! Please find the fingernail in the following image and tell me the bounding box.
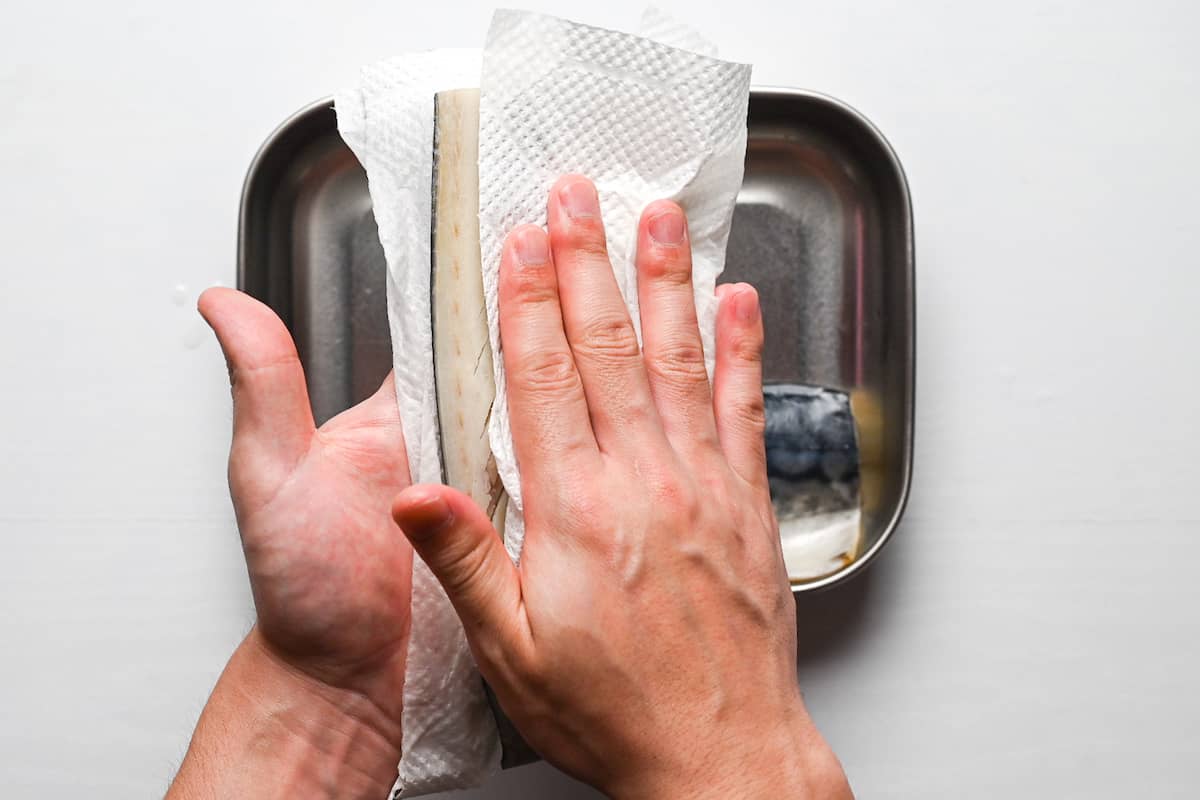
[735,287,760,323]
[648,208,685,245]
[559,179,600,219]
[515,227,549,265]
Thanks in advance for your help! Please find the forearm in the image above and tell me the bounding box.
[167,629,401,800]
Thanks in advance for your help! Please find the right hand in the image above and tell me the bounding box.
[392,175,852,799]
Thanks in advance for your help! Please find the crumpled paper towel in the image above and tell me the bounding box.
[478,9,752,559]
[336,50,503,798]
[335,9,750,795]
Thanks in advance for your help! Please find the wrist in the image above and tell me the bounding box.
[611,702,851,800]
[168,628,402,799]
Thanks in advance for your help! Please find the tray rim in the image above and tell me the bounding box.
[236,86,915,594]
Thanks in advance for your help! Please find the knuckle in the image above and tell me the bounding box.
[649,472,698,517]
[552,218,608,257]
[732,393,767,437]
[513,349,581,396]
[729,327,764,363]
[574,315,641,363]
[697,471,730,506]
[230,354,303,387]
[639,249,692,285]
[646,338,709,388]
[429,535,491,595]
[504,262,558,307]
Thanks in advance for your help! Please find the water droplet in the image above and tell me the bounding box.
[172,283,189,306]
[182,319,208,350]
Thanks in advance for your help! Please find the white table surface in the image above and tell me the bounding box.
[2,0,1197,796]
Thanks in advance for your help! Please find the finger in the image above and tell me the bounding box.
[499,224,599,490]
[635,200,719,454]
[547,175,662,451]
[198,287,314,465]
[392,484,528,661]
[713,284,768,489]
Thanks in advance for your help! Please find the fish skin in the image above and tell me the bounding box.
[763,383,860,521]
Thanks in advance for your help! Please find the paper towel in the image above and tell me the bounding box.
[478,9,753,559]
[336,51,503,798]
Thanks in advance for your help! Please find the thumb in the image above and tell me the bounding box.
[393,484,524,650]
[198,287,315,464]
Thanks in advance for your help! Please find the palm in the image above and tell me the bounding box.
[202,288,412,719]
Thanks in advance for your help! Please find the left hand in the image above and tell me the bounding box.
[198,287,412,738]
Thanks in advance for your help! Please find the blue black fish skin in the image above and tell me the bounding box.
[763,384,860,518]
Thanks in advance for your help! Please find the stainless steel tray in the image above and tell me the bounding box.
[237,88,914,592]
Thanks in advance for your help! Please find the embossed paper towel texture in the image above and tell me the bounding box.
[478,9,752,559]
[335,50,503,798]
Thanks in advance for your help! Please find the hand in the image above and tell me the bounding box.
[184,289,411,780]
[392,176,852,799]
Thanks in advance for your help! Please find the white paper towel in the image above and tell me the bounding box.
[336,50,503,798]
[335,10,750,794]
[478,9,753,559]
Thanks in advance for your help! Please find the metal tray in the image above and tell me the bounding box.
[237,88,914,592]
